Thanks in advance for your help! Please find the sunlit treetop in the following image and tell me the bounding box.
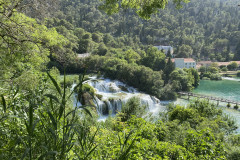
[99,0,190,19]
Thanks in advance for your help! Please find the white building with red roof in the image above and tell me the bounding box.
[172,58,196,69]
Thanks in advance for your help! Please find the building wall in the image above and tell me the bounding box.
[175,58,185,68]
[154,46,173,54]
[174,58,196,69]
[184,62,196,69]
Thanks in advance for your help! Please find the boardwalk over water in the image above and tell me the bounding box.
[178,92,240,106]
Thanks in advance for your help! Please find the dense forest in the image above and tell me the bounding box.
[1,0,240,159]
[46,0,240,61]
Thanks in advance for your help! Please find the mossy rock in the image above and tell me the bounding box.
[118,85,129,92]
[96,94,103,100]
[81,92,95,106]
[234,105,239,110]
[108,97,116,102]
[82,84,95,95]
[227,103,231,108]
[102,101,109,115]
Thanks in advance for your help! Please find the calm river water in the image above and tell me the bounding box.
[177,78,240,133]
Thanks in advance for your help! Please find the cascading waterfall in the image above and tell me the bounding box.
[84,76,165,118]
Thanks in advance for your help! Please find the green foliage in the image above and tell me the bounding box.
[0,72,95,159]
[221,67,228,72]
[227,103,231,108]
[120,97,147,122]
[234,105,239,110]
[163,57,175,84]
[169,68,195,92]
[227,62,238,71]
[1,1,240,159]
[99,0,189,19]
[86,55,165,99]
[48,0,240,62]
[189,68,200,87]
[210,73,222,80]
[199,64,222,80]
[141,47,166,71]
[183,129,226,159]
[176,44,193,58]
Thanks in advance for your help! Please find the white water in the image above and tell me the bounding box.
[222,77,240,81]
[83,76,165,119]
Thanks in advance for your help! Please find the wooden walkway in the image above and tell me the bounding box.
[178,92,240,106]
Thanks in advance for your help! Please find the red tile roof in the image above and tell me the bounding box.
[198,61,212,64]
[217,61,240,66]
[184,58,195,62]
[171,58,195,63]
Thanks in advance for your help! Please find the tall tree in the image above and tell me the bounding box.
[164,57,175,84]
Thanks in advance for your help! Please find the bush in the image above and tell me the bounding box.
[227,62,238,71]
[237,71,240,77]
[202,77,210,80]
[120,97,147,122]
[202,72,211,78]
[221,67,228,72]
[210,73,222,80]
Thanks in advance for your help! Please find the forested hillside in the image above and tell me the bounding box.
[50,0,240,61]
[1,0,240,159]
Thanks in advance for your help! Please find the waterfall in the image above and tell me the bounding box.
[84,77,164,117]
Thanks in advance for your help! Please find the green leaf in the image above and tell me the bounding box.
[85,145,98,159]
[13,85,19,98]
[67,81,82,101]
[47,110,57,130]
[1,95,6,113]
[65,109,77,118]
[79,106,93,117]
[47,72,62,96]
[21,148,30,160]
[58,104,64,120]
[44,94,60,103]
[32,119,39,134]
[29,102,34,135]
[38,151,58,160]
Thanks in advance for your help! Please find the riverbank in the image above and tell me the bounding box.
[175,78,240,133]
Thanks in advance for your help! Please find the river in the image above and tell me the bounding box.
[75,75,240,132]
[176,78,240,133]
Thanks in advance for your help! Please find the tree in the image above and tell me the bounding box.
[189,68,200,87]
[164,57,175,84]
[177,44,193,58]
[92,32,102,43]
[124,49,141,63]
[0,3,66,89]
[141,47,166,71]
[97,43,108,56]
[234,41,240,60]
[99,0,190,19]
[0,0,58,19]
[166,49,172,58]
[227,62,238,71]
[199,66,206,73]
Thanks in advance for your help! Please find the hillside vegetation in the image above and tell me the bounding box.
[1,0,240,159]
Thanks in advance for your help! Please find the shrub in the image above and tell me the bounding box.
[237,71,240,77]
[210,73,222,80]
[202,77,210,80]
[221,67,228,72]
